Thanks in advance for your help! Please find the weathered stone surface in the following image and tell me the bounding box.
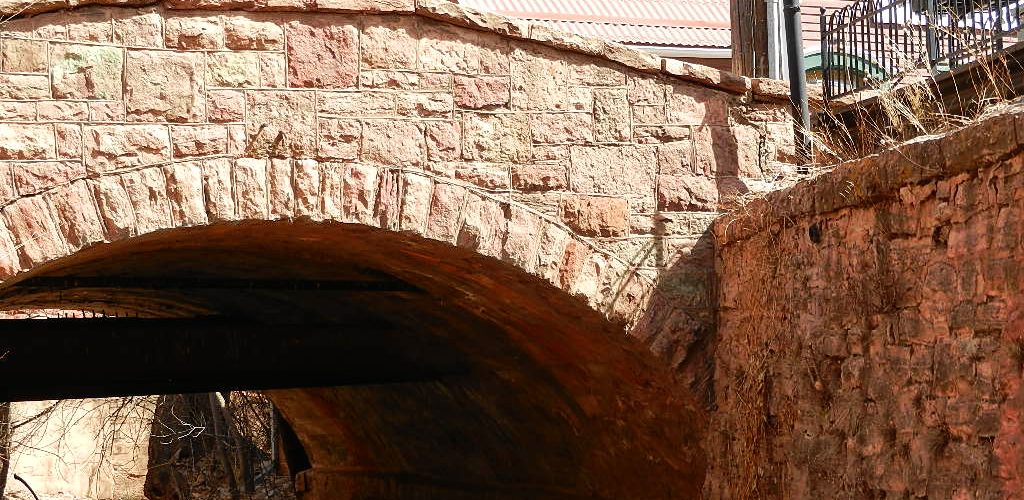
[170,125,229,157]
[293,158,320,219]
[125,50,205,122]
[318,119,360,160]
[0,124,55,160]
[2,196,65,268]
[0,102,36,120]
[84,125,170,173]
[51,43,123,100]
[569,145,657,206]
[395,92,453,118]
[164,14,224,49]
[316,0,413,12]
[360,15,418,69]
[0,74,49,99]
[201,158,236,221]
[2,38,47,73]
[399,173,432,233]
[593,88,630,142]
[56,123,83,158]
[454,75,510,109]
[424,181,465,242]
[206,52,260,88]
[320,161,344,219]
[41,187,102,252]
[511,45,569,111]
[511,163,566,192]
[91,175,136,240]
[259,53,287,87]
[89,101,125,121]
[208,90,245,122]
[11,161,84,195]
[425,121,461,161]
[462,112,530,163]
[164,161,208,227]
[560,194,628,237]
[66,9,113,41]
[657,174,717,211]
[224,14,284,50]
[530,112,593,144]
[286,19,358,88]
[37,101,89,121]
[361,120,424,167]
[246,91,316,157]
[318,91,395,116]
[233,158,268,219]
[267,158,294,220]
[457,193,505,258]
[343,163,377,224]
[120,167,171,234]
[112,10,163,46]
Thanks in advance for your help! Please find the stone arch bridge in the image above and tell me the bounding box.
[0,1,797,498]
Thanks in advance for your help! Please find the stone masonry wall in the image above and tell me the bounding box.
[0,0,795,376]
[709,106,1024,498]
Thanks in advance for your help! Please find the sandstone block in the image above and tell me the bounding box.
[164,161,208,227]
[318,91,394,116]
[125,50,205,122]
[121,168,171,234]
[207,52,260,88]
[267,158,294,220]
[454,75,510,109]
[224,15,284,50]
[0,102,35,120]
[37,101,88,121]
[66,9,113,42]
[208,90,245,122]
[360,15,418,69]
[658,141,695,176]
[246,90,316,157]
[45,180,103,252]
[89,101,125,121]
[286,19,358,88]
[259,53,287,87]
[90,176,136,240]
[233,158,268,219]
[510,45,569,110]
[164,14,224,49]
[170,125,229,157]
[51,43,123,100]
[452,163,507,190]
[318,119,360,160]
[343,163,377,224]
[657,174,718,211]
[667,83,729,126]
[399,173,433,234]
[536,223,571,285]
[201,158,236,221]
[2,196,65,268]
[0,124,54,160]
[511,163,566,192]
[560,194,628,237]
[457,194,505,258]
[11,161,84,196]
[293,158,320,219]
[84,125,170,173]
[395,92,453,118]
[361,120,424,167]
[418,22,479,73]
[531,112,593,144]
[320,162,344,220]
[0,74,49,99]
[593,88,630,142]
[569,145,657,204]
[2,38,47,73]
[425,181,466,243]
[55,122,82,157]
[425,121,460,161]
[112,10,163,46]
[462,112,530,163]
[502,205,543,271]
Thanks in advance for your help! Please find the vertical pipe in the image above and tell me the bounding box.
[821,7,830,98]
[784,0,812,162]
[927,0,939,68]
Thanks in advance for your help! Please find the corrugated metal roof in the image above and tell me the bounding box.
[530,19,731,47]
[457,0,732,48]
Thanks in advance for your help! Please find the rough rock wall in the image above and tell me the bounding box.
[0,0,795,377]
[709,107,1024,498]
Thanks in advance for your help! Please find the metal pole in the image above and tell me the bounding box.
[784,0,813,163]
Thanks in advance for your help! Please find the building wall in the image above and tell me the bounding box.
[709,108,1024,498]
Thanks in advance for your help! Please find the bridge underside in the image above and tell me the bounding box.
[0,221,704,500]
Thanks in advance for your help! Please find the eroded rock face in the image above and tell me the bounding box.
[710,110,1024,499]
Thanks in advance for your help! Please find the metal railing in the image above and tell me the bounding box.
[820,0,1023,98]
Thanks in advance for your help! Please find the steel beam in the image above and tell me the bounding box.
[0,317,463,401]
